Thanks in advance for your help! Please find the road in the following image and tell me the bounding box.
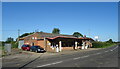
[2,45,119,69]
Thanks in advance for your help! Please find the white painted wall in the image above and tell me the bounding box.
[18,40,24,49]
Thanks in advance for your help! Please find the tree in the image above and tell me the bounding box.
[52,28,60,34]
[6,37,14,43]
[106,39,113,43]
[19,32,34,38]
[73,32,83,38]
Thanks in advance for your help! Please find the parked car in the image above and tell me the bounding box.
[21,44,30,51]
[30,46,46,53]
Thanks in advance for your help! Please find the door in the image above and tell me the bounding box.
[32,42,34,46]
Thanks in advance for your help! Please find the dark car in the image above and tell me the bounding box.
[30,46,46,53]
[21,44,30,51]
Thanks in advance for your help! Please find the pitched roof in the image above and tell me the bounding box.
[19,32,93,40]
[37,32,75,38]
[46,36,93,40]
[19,32,74,40]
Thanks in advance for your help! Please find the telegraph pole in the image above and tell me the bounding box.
[18,29,20,42]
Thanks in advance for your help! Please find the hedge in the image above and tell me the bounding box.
[92,41,116,48]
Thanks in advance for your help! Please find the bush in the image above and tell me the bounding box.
[2,41,18,48]
[11,42,18,48]
[92,41,116,48]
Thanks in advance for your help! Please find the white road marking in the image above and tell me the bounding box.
[96,53,101,55]
[81,55,90,58]
[73,55,90,60]
[73,57,81,60]
[74,46,118,60]
[104,46,118,52]
[108,46,118,52]
[92,52,102,55]
[52,61,63,64]
[37,63,52,67]
[110,50,113,51]
[37,46,118,67]
[111,46,118,51]
[105,51,109,52]
[37,61,63,67]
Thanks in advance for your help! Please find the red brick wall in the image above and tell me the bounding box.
[37,40,44,48]
[24,33,40,46]
[46,46,56,52]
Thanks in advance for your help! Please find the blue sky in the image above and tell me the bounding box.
[2,2,118,41]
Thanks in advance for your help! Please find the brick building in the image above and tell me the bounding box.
[18,32,93,52]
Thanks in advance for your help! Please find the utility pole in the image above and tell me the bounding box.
[18,29,20,42]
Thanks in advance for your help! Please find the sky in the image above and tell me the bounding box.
[2,2,118,42]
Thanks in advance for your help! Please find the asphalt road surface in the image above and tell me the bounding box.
[2,45,119,69]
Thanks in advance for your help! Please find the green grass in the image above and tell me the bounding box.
[0,46,4,50]
[92,41,116,48]
[0,46,2,50]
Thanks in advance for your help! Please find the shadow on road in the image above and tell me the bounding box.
[19,53,45,69]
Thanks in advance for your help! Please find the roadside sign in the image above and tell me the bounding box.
[4,43,11,53]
